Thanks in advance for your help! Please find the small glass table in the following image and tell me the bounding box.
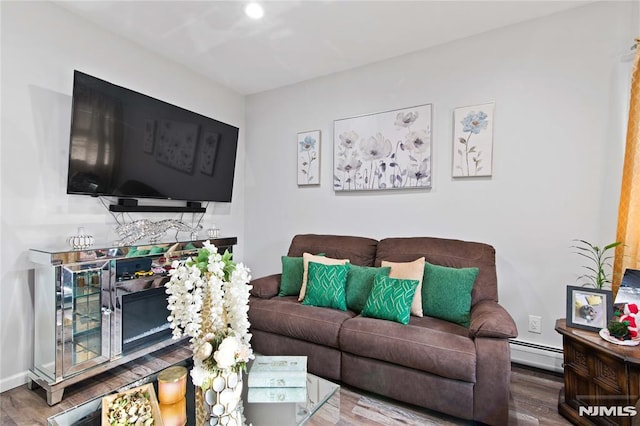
[47,360,340,426]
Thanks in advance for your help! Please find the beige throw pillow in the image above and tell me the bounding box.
[299,253,349,302]
[381,257,426,317]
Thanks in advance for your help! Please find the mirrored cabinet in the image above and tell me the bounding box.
[28,237,237,405]
[61,262,111,375]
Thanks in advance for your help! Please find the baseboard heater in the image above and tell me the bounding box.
[509,339,564,373]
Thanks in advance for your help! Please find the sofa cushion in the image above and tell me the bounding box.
[345,265,391,313]
[381,257,426,317]
[288,234,378,266]
[279,253,327,297]
[299,253,349,301]
[302,262,350,311]
[248,296,355,348]
[376,237,497,306]
[279,256,305,296]
[362,275,419,325]
[340,315,476,383]
[423,262,478,327]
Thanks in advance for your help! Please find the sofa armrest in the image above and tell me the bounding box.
[249,273,281,299]
[469,300,518,339]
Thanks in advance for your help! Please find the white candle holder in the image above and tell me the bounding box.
[68,227,94,250]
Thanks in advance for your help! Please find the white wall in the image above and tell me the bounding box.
[245,2,635,354]
[0,1,246,391]
[0,0,635,393]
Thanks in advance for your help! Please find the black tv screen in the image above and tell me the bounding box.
[66,70,239,202]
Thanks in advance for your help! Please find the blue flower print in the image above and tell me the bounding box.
[299,136,316,152]
[457,110,489,176]
[461,111,488,134]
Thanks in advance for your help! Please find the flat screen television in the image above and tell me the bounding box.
[66,70,239,203]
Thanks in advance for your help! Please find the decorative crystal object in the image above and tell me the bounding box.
[207,225,221,239]
[115,219,202,246]
[68,227,94,250]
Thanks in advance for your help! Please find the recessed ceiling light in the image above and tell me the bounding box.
[245,3,264,19]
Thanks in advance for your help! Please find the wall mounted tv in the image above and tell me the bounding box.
[66,70,239,206]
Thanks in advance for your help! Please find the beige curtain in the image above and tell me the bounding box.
[613,40,640,297]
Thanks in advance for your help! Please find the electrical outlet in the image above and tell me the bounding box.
[528,315,542,334]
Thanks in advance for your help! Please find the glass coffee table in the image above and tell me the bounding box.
[47,360,340,426]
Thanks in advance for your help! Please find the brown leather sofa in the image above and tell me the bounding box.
[248,234,518,425]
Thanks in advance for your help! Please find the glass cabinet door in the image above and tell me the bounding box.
[60,260,112,376]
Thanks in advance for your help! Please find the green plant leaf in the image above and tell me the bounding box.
[572,239,621,289]
[604,241,622,250]
[573,239,595,248]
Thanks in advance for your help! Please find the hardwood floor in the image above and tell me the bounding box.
[307,365,570,426]
[0,348,569,426]
[0,344,193,425]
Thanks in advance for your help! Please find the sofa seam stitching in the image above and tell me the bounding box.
[341,327,475,357]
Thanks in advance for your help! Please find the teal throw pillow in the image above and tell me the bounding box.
[279,254,325,297]
[361,275,419,325]
[422,262,478,328]
[302,262,350,311]
[279,256,305,296]
[150,246,167,255]
[345,265,391,313]
[127,248,150,257]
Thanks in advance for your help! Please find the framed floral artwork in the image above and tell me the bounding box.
[333,104,432,192]
[452,102,495,177]
[297,130,320,186]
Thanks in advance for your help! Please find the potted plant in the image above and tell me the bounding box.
[607,319,630,340]
[572,239,621,289]
[607,303,639,341]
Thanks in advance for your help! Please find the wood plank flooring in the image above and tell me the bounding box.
[307,365,570,426]
[0,346,569,425]
[0,344,193,425]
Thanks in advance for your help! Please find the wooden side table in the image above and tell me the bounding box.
[555,319,640,425]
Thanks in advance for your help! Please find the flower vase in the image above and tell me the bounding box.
[195,368,244,426]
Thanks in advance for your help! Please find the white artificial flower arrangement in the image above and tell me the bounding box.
[165,240,253,388]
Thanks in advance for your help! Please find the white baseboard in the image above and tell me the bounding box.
[0,370,28,393]
[509,339,564,373]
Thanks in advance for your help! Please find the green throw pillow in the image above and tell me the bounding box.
[361,275,419,325]
[150,246,167,254]
[302,262,350,311]
[345,265,391,313]
[422,262,478,327]
[278,254,325,297]
[279,256,305,296]
[127,248,150,257]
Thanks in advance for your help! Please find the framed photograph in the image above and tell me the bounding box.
[297,130,320,186]
[452,102,494,177]
[566,285,613,332]
[333,104,432,192]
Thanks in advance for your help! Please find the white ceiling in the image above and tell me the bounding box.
[54,1,592,95]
